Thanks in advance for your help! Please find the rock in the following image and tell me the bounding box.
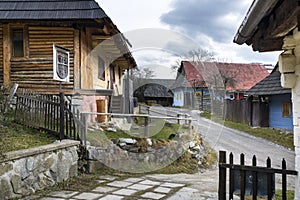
[107,127,117,132]
[146,138,152,146]
[119,138,137,144]
[189,141,196,148]
[0,163,13,176]
[0,177,14,200]
[119,143,126,147]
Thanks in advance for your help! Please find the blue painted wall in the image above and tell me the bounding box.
[269,93,293,130]
[173,90,184,107]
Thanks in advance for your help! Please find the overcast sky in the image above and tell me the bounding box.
[97,0,280,78]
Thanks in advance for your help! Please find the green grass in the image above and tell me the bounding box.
[0,113,59,154]
[89,122,182,142]
[200,112,294,150]
[244,190,294,199]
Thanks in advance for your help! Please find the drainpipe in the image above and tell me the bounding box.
[233,0,278,45]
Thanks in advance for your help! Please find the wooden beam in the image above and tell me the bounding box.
[3,24,10,86]
[74,29,81,90]
[267,0,299,38]
[248,0,299,52]
[252,38,284,52]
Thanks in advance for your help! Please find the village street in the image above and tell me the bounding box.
[148,106,296,191]
[150,106,295,170]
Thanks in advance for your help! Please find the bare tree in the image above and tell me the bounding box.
[171,48,215,72]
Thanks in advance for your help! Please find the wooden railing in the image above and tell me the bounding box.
[138,104,191,125]
[218,151,297,200]
[79,111,195,146]
[15,92,80,141]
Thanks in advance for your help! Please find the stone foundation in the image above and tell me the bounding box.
[0,140,80,199]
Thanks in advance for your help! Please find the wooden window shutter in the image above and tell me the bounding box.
[282,102,291,118]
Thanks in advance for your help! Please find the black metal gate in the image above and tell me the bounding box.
[218,151,297,200]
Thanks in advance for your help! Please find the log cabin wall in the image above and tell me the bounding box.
[0,25,3,85]
[9,26,76,94]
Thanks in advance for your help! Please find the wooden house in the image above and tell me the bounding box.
[173,61,269,108]
[233,1,300,197]
[247,66,293,130]
[133,79,175,106]
[0,0,136,116]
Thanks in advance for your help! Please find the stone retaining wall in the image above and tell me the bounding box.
[86,138,207,174]
[0,140,80,199]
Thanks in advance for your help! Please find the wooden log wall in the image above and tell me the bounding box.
[0,25,3,85]
[10,26,75,94]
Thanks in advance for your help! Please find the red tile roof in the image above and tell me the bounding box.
[180,61,270,91]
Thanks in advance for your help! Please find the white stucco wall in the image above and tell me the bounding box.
[279,28,300,199]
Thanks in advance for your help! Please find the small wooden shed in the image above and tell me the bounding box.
[0,0,136,116]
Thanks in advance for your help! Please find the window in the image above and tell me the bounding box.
[12,29,24,57]
[282,102,291,118]
[98,56,105,80]
[110,64,115,83]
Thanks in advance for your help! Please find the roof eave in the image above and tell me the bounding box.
[233,0,279,45]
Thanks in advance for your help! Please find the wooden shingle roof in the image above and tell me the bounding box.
[0,0,107,20]
[247,70,291,96]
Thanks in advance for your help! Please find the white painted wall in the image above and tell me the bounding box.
[279,28,300,199]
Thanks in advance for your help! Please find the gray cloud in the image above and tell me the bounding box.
[160,0,249,43]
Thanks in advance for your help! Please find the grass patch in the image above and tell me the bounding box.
[0,112,58,154]
[200,112,294,150]
[244,190,294,199]
[88,122,181,143]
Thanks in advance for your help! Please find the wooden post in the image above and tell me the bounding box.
[218,151,226,200]
[266,157,272,200]
[240,153,245,200]
[252,155,258,200]
[80,112,88,146]
[59,92,65,140]
[144,116,149,137]
[3,24,11,86]
[229,152,234,200]
[282,159,287,200]
[177,114,180,124]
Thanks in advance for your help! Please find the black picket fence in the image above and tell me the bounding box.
[218,151,297,200]
[15,92,80,141]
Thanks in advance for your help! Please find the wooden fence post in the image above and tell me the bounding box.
[267,157,272,200]
[229,152,234,200]
[59,92,65,140]
[282,159,287,200]
[252,155,258,200]
[219,151,226,200]
[144,116,149,137]
[240,153,246,200]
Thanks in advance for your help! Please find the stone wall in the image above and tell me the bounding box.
[0,140,80,199]
[86,137,208,174]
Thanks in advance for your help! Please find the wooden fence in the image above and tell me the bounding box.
[225,99,268,127]
[218,151,297,200]
[15,92,80,141]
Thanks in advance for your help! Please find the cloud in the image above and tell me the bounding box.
[160,0,251,43]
